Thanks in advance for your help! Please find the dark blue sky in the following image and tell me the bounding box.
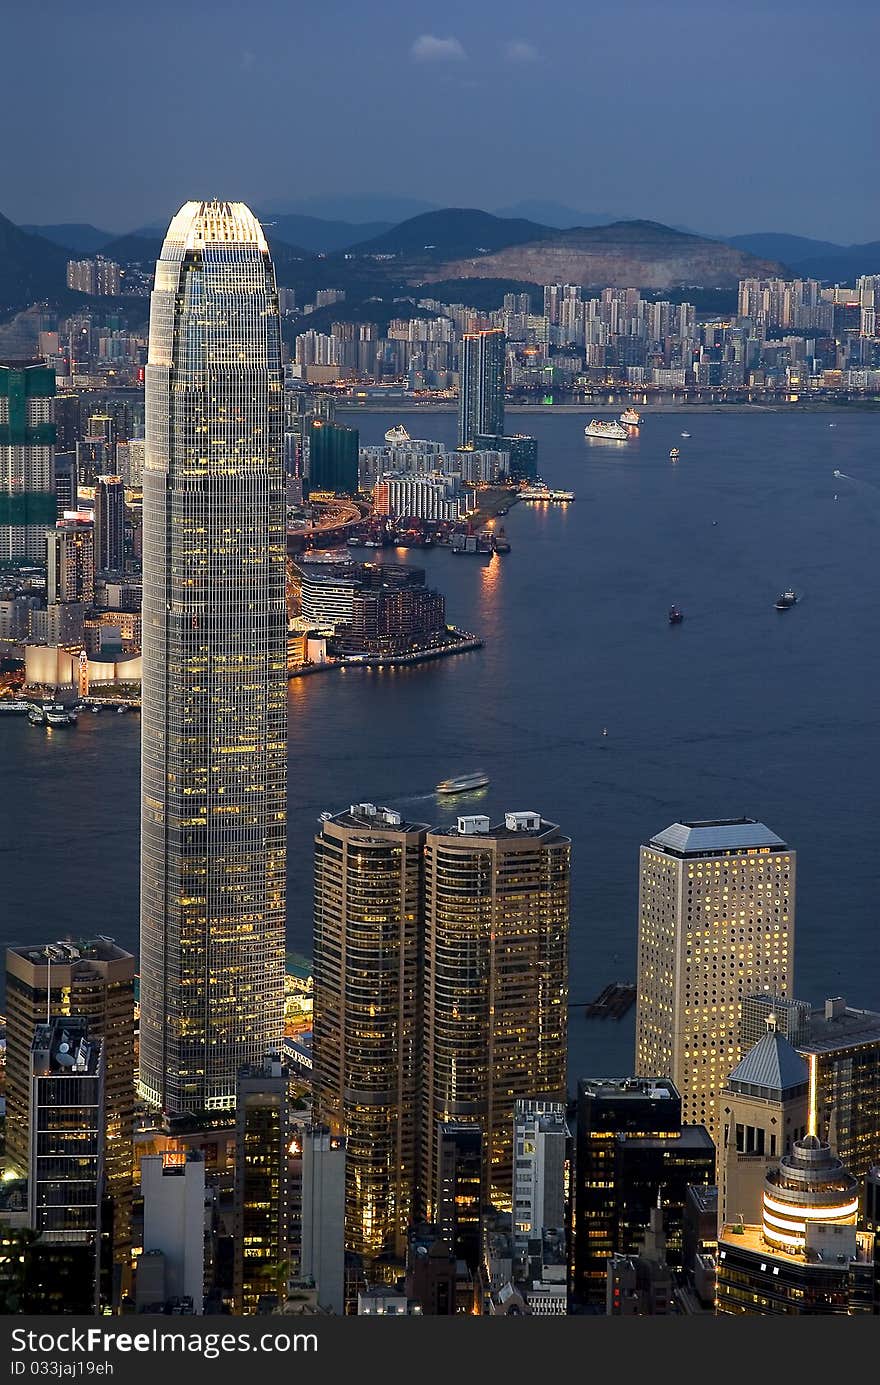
[5,0,877,240]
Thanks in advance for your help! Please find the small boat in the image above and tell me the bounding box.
[668,605,684,625]
[0,700,30,716]
[384,424,411,446]
[585,419,628,441]
[680,431,691,438]
[117,705,129,714]
[46,709,75,727]
[669,447,680,460]
[620,407,641,426]
[28,704,46,726]
[775,589,798,610]
[436,771,490,796]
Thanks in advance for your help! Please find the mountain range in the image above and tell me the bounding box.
[3,205,878,327]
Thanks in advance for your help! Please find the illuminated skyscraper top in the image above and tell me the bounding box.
[139,201,286,1116]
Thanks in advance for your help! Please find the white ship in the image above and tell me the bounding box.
[619,407,641,426]
[518,486,575,502]
[384,424,411,446]
[585,419,628,441]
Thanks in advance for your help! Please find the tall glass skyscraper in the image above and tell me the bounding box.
[139,202,287,1116]
[457,328,505,447]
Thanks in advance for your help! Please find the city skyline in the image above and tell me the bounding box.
[0,1,877,243]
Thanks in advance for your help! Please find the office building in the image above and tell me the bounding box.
[53,452,77,516]
[139,201,287,1116]
[436,1125,483,1272]
[313,804,427,1257]
[458,328,505,447]
[473,432,538,480]
[75,438,109,488]
[139,1152,206,1313]
[635,818,795,1142]
[571,1078,715,1309]
[6,939,135,1273]
[717,1137,873,1314]
[233,1054,290,1314]
[46,515,94,605]
[333,584,446,658]
[27,1018,104,1312]
[512,1099,569,1258]
[718,1023,810,1228]
[797,998,880,1181]
[0,360,56,564]
[306,420,358,495]
[740,992,811,1051]
[422,812,569,1216]
[301,1126,346,1314]
[94,474,125,574]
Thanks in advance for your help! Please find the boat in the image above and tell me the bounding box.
[585,419,628,441]
[775,589,798,610]
[619,407,641,426]
[46,708,76,727]
[436,771,490,796]
[117,705,129,714]
[0,700,30,715]
[669,447,680,460]
[680,431,691,438]
[668,605,684,624]
[384,424,411,446]
[518,486,575,502]
[28,704,46,725]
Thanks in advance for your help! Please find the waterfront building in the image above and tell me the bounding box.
[421,812,569,1217]
[139,1152,206,1313]
[635,818,795,1143]
[233,1054,290,1313]
[5,939,135,1274]
[716,1137,872,1314]
[301,1126,346,1314]
[333,584,446,658]
[718,1023,810,1229]
[93,474,125,574]
[27,1018,105,1312]
[295,561,361,627]
[473,432,538,480]
[139,201,287,1116]
[0,360,56,564]
[306,419,359,496]
[512,1099,569,1259]
[436,1124,483,1272]
[46,515,94,604]
[373,472,469,523]
[313,803,427,1257]
[570,1077,715,1309]
[458,328,505,447]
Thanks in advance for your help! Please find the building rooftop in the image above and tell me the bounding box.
[578,1077,679,1102]
[648,818,788,856]
[430,813,566,843]
[31,1017,102,1077]
[320,802,428,835]
[719,1222,872,1267]
[800,999,880,1054]
[727,1028,809,1096]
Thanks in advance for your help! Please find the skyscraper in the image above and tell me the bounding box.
[0,360,56,564]
[233,1054,290,1314]
[46,516,94,603]
[312,803,427,1257]
[457,328,505,447]
[635,818,795,1143]
[306,419,358,496]
[139,201,287,1117]
[421,811,569,1216]
[301,1126,346,1315]
[93,474,125,574]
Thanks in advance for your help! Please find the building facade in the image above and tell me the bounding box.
[94,474,125,574]
[0,361,56,564]
[635,818,795,1142]
[139,201,287,1115]
[313,804,427,1257]
[46,516,94,604]
[458,329,505,447]
[233,1055,290,1314]
[421,812,569,1216]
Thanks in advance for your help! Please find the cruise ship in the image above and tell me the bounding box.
[436,771,490,795]
[585,419,628,441]
[620,407,641,426]
[384,424,411,446]
[518,486,575,502]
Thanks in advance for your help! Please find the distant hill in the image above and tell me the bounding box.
[347,208,549,260]
[265,194,437,223]
[0,213,69,316]
[100,231,309,273]
[20,223,114,254]
[364,216,788,291]
[258,212,393,253]
[493,200,615,229]
[725,232,880,283]
[725,232,844,264]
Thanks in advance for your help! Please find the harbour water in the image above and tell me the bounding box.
[2,407,878,1078]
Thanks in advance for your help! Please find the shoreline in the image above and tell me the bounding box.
[338,400,880,416]
[289,632,483,679]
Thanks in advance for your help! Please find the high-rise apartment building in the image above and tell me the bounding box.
[457,328,505,447]
[53,452,77,517]
[0,360,56,564]
[512,1099,569,1258]
[421,811,569,1216]
[233,1054,290,1314]
[27,1018,105,1312]
[94,474,125,574]
[570,1078,715,1309]
[635,818,795,1142]
[46,516,94,604]
[138,201,287,1116]
[5,939,135,1272]
[313,803,427,1257]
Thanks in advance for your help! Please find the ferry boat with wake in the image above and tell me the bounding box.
[436,771,490,796]
[619,407,641,426]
